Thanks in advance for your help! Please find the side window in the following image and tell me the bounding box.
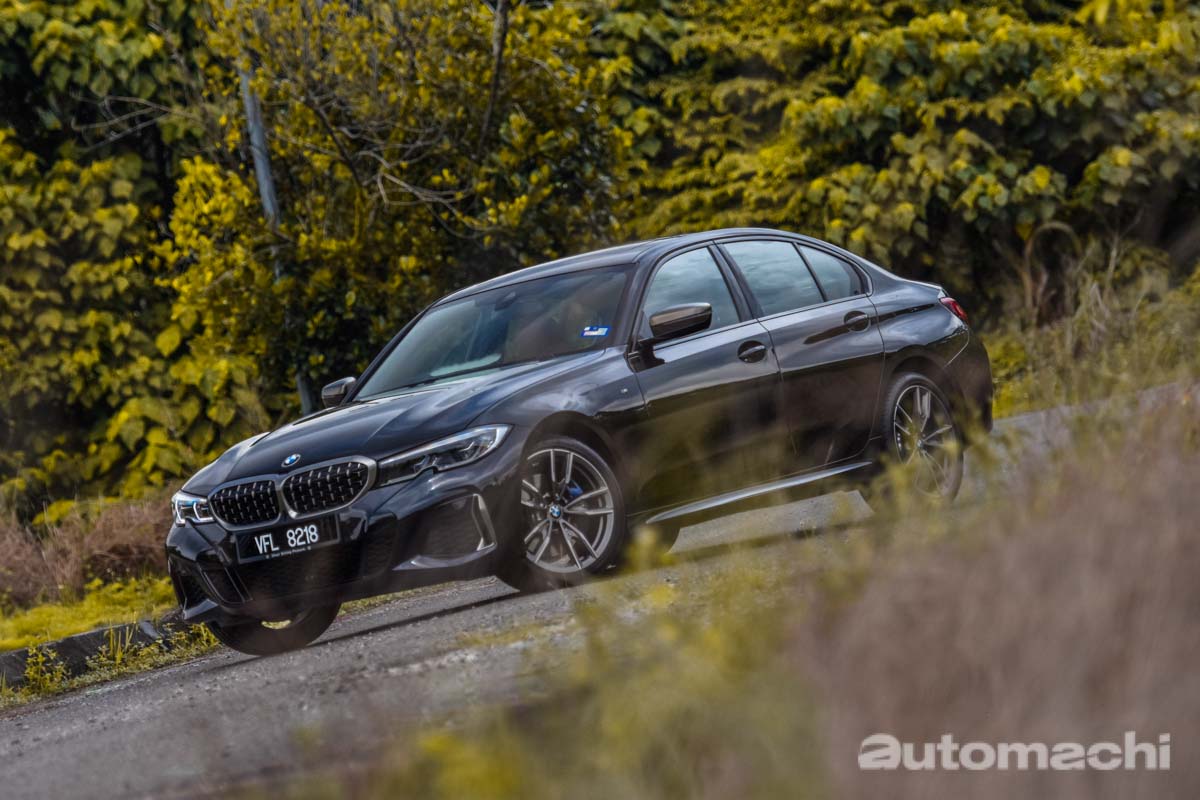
[799,245,863,300]
[723,240,824,316]
[641,248,740,335]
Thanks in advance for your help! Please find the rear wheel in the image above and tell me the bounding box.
[206,603,340,656]
[498,436,628,592]
[866,372,964,508]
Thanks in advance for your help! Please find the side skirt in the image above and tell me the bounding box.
[639,459,874,529]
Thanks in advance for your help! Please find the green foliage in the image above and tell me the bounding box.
[20,643,68,695]
[161,0,633,393]
[0,0,260,514]
[597,0,1200,320]
[0,131,154,506]
[0,136,269,509]
[0,0,203,149]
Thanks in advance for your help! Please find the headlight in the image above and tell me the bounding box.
[172,491,214,526]
[377,425,511,487]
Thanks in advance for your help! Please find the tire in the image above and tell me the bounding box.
[868,371,964,508]
[497,436,628,593]
[206,603,340,656]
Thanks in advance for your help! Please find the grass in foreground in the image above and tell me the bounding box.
[0,623,220,708]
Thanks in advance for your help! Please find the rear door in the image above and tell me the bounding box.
[625,245,786,511]
[718,238,884,471]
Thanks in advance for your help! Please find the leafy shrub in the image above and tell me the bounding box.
[598,0,1200,321]
[20,644,68,696]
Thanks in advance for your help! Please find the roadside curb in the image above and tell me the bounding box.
[0,613,186,689]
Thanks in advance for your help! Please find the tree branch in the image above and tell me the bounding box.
[477,0,511,157]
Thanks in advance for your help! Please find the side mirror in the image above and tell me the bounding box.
[644,303,713,346]
[321,377,356,408]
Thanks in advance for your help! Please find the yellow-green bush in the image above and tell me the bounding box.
[597,0,1200,320]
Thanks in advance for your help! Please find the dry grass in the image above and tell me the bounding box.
[990,258,1200,417]
[803,389,1200,798]
[0,494,171,609]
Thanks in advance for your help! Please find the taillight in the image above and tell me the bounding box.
[940,296,968,324]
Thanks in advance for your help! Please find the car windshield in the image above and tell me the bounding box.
[356,266,631,399]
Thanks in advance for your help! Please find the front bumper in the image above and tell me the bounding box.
[166,428,527,624]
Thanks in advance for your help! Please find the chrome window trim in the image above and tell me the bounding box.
[207,456,378,531]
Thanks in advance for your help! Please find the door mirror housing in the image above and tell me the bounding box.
[321,377,356,408]
[644,303,713,347]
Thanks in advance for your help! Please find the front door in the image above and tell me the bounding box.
[625,246,785,511]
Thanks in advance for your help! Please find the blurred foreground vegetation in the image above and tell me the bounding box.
[2,0,1199,524]
[272,376,1200,799]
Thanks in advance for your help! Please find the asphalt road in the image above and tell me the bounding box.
[0,407,1066,799]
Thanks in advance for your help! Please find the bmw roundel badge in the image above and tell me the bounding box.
[282,453,302,469]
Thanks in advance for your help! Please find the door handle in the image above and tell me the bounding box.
[843,310,870,332]
[737,340,769,363]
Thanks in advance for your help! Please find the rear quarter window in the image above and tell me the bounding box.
[799,246,863,300]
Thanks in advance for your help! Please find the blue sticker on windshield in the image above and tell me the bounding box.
[581,326,610,338]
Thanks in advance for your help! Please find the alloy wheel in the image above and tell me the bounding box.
[520,447,616,574]
[892,384,960,497]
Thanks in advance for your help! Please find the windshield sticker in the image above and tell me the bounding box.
[581,326,610,338]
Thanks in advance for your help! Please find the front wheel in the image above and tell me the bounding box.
[867,372,964,508]
[206,603,340,656]
[497,436,628,593]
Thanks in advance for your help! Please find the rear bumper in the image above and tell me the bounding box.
[166,429,527,624]
[946,332,994,435]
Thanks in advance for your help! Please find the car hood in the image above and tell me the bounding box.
[183,351,605,493]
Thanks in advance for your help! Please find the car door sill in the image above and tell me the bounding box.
[645,460,873,526]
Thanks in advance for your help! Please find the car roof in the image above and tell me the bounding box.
[435,228,808,305]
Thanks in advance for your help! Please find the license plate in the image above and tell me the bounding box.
[236,516,339,563]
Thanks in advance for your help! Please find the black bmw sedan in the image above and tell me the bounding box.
[166,228,992,654]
